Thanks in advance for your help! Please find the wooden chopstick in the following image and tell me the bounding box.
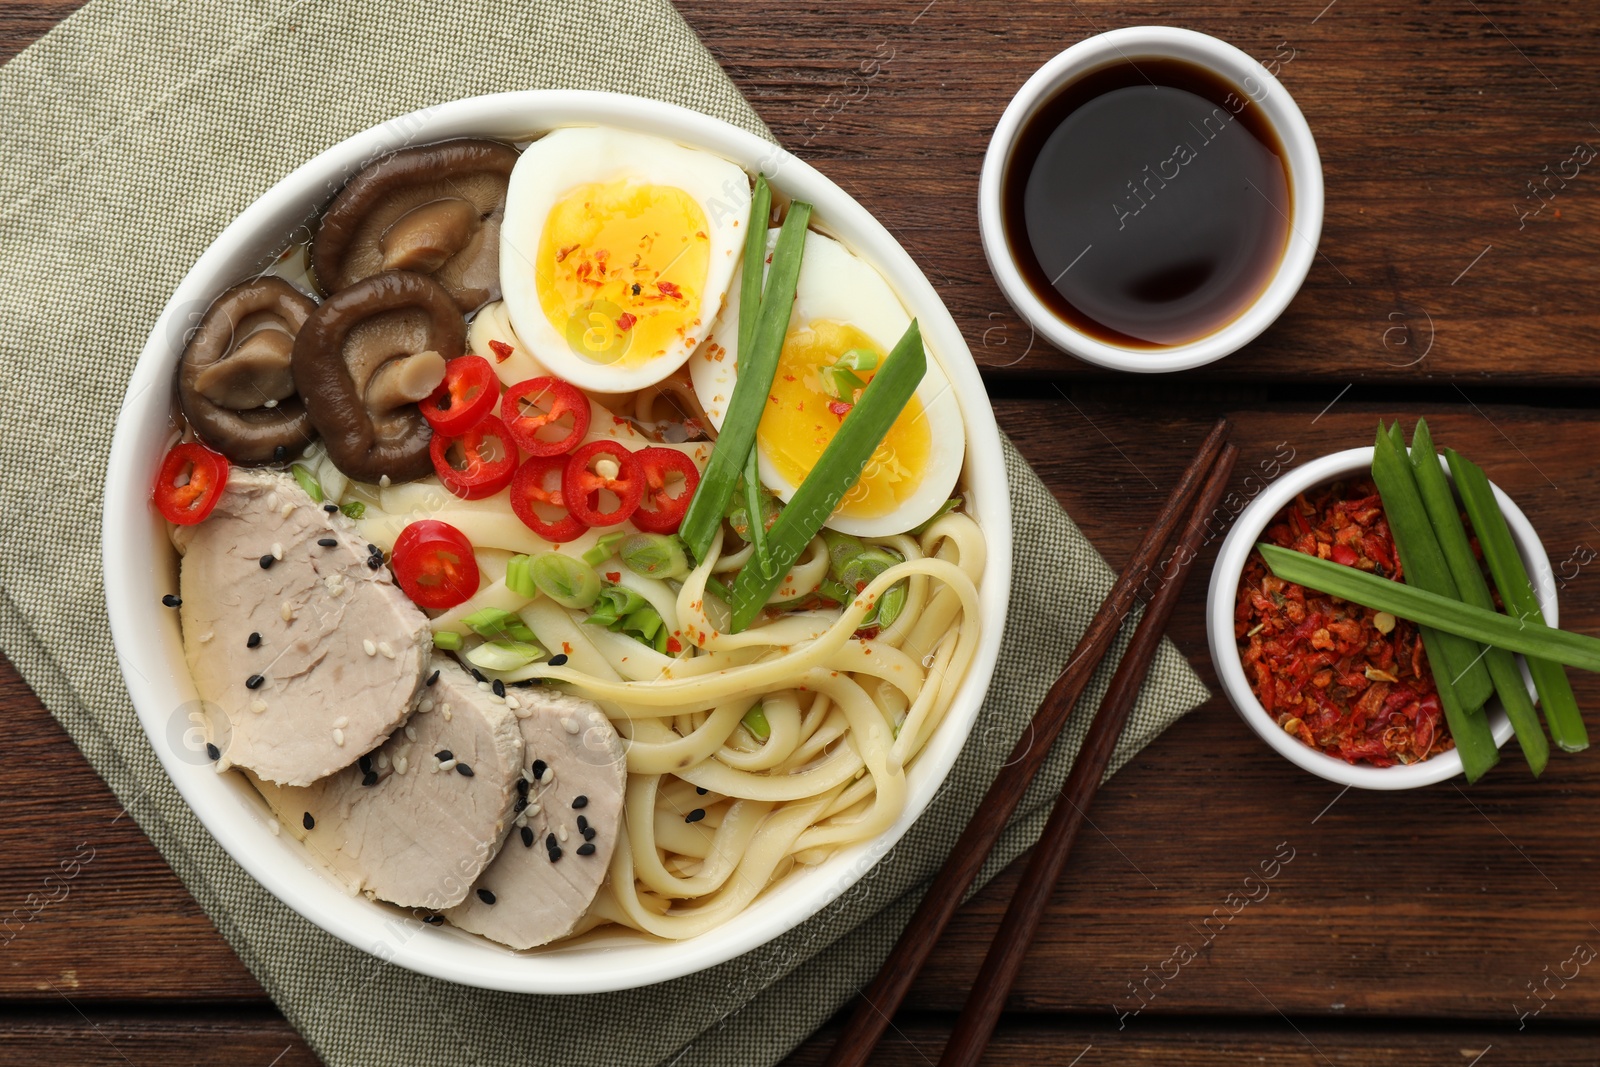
[821,418,1230,1067]
[937,441,1239,1066]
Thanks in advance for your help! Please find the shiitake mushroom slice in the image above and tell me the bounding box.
[311,140,518,313]
[178,276,318,465]
[291,271,465,485]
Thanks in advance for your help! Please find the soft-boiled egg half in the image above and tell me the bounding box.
[499,127,750,393]
[690,229,965,538]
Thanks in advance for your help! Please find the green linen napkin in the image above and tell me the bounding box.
[0,1,1210,1064]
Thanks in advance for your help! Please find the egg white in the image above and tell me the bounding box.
[690,228,965,538]
[499,127,750,393]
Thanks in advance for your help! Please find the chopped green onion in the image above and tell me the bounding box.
[1371,423,1494,710]
[585,584,669,653]
[704,576,733,602]
[466,639,544,673]
[910,496,962,536]
[1409,420,1548,775]
[586,584,649,627]
[729,320,926,631]
[530,552,601,610]
[290,464,323,503]
[504,554,538,599]
[680,194,811,561]
[619,533,690,580]
[834,348,879,373]
[582,532,627,567]
[820,364,867,401]
[339,500,366,520]
[461,607,536,643]
[1257,543,1600,673]
[822,530,906,627]
[431,629,463,651]
[1448,448,1589,753]
[742,703,771,741]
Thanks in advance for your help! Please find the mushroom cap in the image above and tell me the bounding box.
[312,140,518,313]
[178,277,318,465]
[291,271,465,485]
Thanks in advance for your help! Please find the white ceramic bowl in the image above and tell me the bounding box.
[978,26,1324,373]
[101,91,1012,993]
[1207,447,1556,789]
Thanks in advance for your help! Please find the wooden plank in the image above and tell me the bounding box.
[0,1012,316,1067]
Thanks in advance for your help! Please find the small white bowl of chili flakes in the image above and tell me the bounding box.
[1207,446,1557,789]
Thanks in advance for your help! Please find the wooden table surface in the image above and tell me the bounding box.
[5,1,1600,1063]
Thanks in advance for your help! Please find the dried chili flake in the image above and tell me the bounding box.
[487,339,514,363]
[616,312,637,332]
[657,281,682,299]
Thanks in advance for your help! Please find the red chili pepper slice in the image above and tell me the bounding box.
[509,454,587,542]
[563,440,644,527]
[153,441,230,525]
[631,447,701,533]
[392,519,480,610]
[500,376,591,457]
[418,355,498,436]
[429,414,519,500]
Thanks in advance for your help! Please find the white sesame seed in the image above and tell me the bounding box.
[587,711,607,726]
[477,681,491,692]
[558,826,569,842]
[515,812,528,828]
[490,693,505,705]
[396,756,408,775]
[539,768,553,784]
[332,716,349,729]
[514,704,532,719]
[379,474,391,487]
[271,542,283,561]
[417,699,434,714]
[197,630,214,644]
[267,819,280,836]
[431,758,441,773]
[263,398,279,409]
[250,699,268,714]
[363,639,377,657]
[332,728,345,747]
[528,803,541,816]
[378,641,395,659]
[280,503,295,520]
[439,758,457,772]
[405,726,417,742]
[442,704,453,722]
[267,492,279,510]
[281,600,295,622]
[506,694,520,710]
[561,717,580,735]
[377,752,390,770]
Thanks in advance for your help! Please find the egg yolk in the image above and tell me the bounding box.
[758,320,929,519]
[535,180,710,368]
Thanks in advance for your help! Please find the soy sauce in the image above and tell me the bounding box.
[1002,58,1291,348]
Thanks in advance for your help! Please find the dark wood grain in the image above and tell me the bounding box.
[5,1,1600,1065]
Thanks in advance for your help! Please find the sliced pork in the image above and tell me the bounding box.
[172,468,429,785]
[254,657,523,910]
[445,688,626,948]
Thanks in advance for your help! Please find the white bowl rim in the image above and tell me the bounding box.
[1206,445,1557,790]
[101,89,1013,993]
[977,25,1326,374]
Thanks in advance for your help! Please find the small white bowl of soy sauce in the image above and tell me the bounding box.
[979,26,1324,373]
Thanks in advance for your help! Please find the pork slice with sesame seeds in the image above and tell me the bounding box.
[251,657,523,910]
[171,469,429,786]
[445,688,625,948]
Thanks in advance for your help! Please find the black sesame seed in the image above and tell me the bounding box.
[631,283,641,296]
[513,797,528,813]
[516,778,530,796]
[520,826,534,848]
[477,888,496,906]
[423,914,444,926]
[545,833,557,850]
[246,674,265,690]
[531,759,547,778]
[492,679,506,698]
[358,754,372,773]
[572,795,589,809]
[457,763,475,777]
[161,594,181,608]
[246,632,261,649]
[367,544,380,555]
[576,815,588,831]
[548,654,569,667]
[548,846,563,862]
[435,749,454,762]
[425,670,440,687]
[695,787,708,795]
[685,808,706,823]
[576,842,596,857]
[303,812,315,831]
[317,537,337,548]
[259,554,275,570]
[470,668,486,683]
[366,557,382,570]
[362,771,379,787]
[205,742,220,761]
[323,503,338,513]
[273,444,288,462]
[582,827,596,841]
